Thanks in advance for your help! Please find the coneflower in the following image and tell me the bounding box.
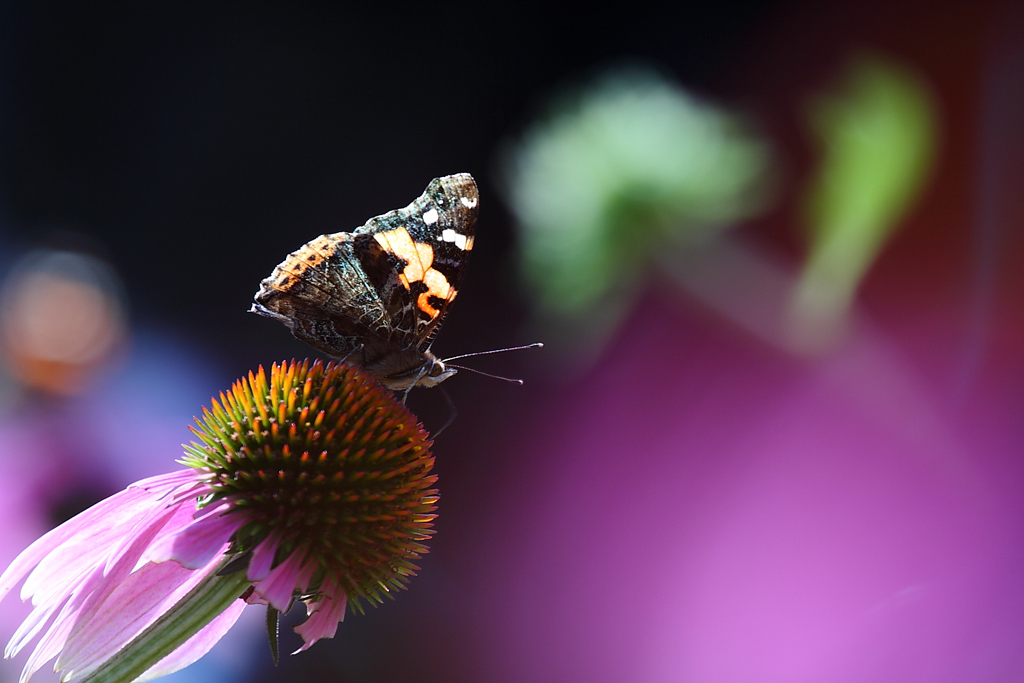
[0,359,438,683]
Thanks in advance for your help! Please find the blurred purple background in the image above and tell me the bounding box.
[1,1,1023,682]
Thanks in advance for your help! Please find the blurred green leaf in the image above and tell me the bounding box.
[504,67,770,342]
[791,55,937,349]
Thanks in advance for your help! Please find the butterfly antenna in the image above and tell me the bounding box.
[446,364,525,385]
[442,342,543,363]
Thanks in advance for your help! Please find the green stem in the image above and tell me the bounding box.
[78,564,251,683]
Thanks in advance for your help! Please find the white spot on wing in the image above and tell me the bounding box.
[441,228,470,250]
[460,196,478,209]
[423,207,439,225]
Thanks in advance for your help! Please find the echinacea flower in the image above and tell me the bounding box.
[0,360,438,683]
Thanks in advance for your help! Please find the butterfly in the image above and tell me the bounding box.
[250,174,479,392]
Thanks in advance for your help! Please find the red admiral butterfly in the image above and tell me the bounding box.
[252,174,491,391]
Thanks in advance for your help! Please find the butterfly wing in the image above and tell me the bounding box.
[251,173,478,374]
[353,173,477,352]
[250,230,395,363]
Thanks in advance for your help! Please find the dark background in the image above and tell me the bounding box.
[0,0,772,370]
[1,1,1018,682]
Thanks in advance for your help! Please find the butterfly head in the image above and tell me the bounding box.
[419,356,458,388]
[377,350,457,392]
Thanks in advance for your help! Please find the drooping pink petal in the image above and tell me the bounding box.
[56,537,233,679]
[7,559,109,664]
[252,549,316,612]
[134,598,247,682]
[293,575,347,652]
[243,589,268,606]
[19,585,79,682]
[5,583,72,659]
[54,507,182,673]
[143,500,245,569]
[246,528,283,582]
[0,470,219,682]
[35,499,186,622]
[7,504,176,667]
[10,501,178,680]
[56,564,184,675]
[99,477,209,577]
[9,470,201,608]
[132,469,206,496]
[0,483,151,602]
[57,507,224,671]
[19,569,112,683]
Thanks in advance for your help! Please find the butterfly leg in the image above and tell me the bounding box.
[340,343,364,365]
[400,377,417,404]
[432,385,458,437]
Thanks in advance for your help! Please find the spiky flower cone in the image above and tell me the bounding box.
[185,359,439,611]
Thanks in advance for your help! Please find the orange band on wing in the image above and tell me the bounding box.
[374,227,457,319]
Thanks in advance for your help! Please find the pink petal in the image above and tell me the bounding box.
[131,469,204,495]
[144,500,245,569]
[0,484,148,602]
[134,597,247,682]
[36,499,173,598]
[7,505,178,665]
[252,550,316,612]
[57,546,230,679]
[12,471,201,607]
[5,586,71,658]
[1,468,241,682]
[243,591,268,606]
[18,588,79,682]
[55,507,182,671]
[246,529,283,582]
[7,560,110,662]
[14,530,160,679]
[293,575,348,652]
